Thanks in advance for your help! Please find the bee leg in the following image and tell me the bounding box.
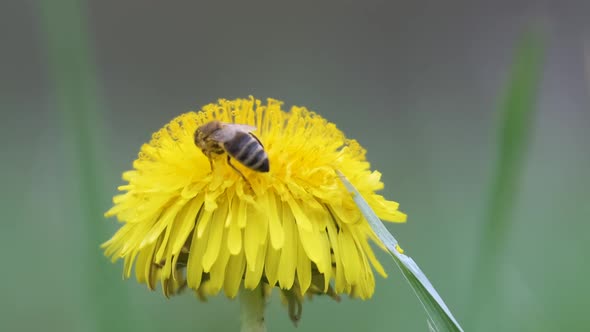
[207,153,214,172]
[226,155,248,182]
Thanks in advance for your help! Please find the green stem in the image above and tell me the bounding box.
[240,285,267,332]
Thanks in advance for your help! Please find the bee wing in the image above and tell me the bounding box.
[228,124,257,133]
[209,123,258,142]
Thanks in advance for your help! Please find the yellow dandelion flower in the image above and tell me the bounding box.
[103,97,407,323]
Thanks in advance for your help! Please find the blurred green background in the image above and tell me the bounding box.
[4,0,590,331]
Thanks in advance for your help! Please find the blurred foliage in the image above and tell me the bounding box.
[36,1,135,331]
[469,31,545,330]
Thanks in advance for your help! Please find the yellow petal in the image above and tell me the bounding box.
[265,192,284,250]
[339,228,361,286]
[202,199,229,272]
[278,202,297,289]
[286,198,312,232]
[170,195,204,255]
[206,227,231,294]
[224,250,246,298]
[296,240,312,295]
[245,242,265,289]
[264,240,280,287]
[227,224,242,256]
[187,219,208,289]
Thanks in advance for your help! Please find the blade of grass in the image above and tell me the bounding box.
[337,170,464,332]
[468,30,545,329]
[36,1,137,331]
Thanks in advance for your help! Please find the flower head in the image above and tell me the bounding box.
[103,97,406,322]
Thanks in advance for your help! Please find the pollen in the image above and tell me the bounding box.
[102,97,407,322]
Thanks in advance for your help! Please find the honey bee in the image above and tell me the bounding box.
[194,120,269,180]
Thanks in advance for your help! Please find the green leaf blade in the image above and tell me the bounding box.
[468,29,545,330]
[336,170,464,332]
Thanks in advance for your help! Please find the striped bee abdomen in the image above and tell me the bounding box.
[224,132,270,172]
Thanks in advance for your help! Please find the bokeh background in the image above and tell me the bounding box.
[4,0,590,331]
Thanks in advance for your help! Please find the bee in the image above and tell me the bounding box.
[194,120,269,180]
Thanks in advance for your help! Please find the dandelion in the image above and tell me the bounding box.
[103,97,407,327]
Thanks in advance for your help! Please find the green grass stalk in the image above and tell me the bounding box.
[468,30,545,330]
[36,1,136,331]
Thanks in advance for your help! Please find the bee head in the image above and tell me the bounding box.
[194,120,222,151]
[196,120,222,136]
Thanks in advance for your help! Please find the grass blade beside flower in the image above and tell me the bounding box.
[336,170,464,332]
[36,1,137,331]
[469,30,544,329]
